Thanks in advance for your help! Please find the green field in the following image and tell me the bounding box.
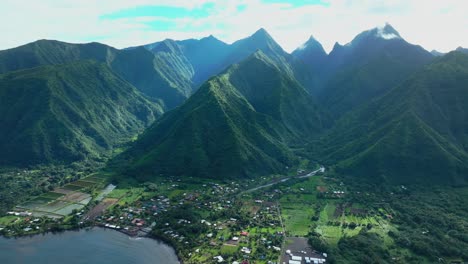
[40,192,65,200]
[279,177,321,236]
[0,216,19,226]
[220,245,238,255]
[62,184,84,191]
[69,180,97,187]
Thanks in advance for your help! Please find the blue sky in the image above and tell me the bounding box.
[100,4,215,20]
[0,0,466,53]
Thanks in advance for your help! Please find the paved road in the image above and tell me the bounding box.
[241,166,325,194]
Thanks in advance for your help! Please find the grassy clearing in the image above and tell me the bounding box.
[220,245,238,255]
[83,176,106,183]
[70,180,97,187]
[62,184,83,191]
[0,216,18,226]
[107,188,145,205]
[106,188,129,199]
[282,209,314,236]
[279,177,323,236]
[40,192,65,199]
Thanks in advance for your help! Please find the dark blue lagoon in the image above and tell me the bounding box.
[0,227,179,264]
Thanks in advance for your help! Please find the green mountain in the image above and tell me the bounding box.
[117,51,328,180]
[151,36,231,86]
[456,47,468,55]
[140,28,298,91]
[0,40,190,109]
[292,35,327,68]
[226,52,330,138]
[0,60,163,166]
[120,75,295,180]
[225,29,295,75]
[291,35,328,93]
[316,24,433,118]
[319,52,468,185]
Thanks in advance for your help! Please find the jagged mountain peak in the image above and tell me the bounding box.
[199,34,225,44]
[248,28,276,43]
[456,46,468,54]
[344,23,403,48]
[293,35,326,55]
[374,23,402,39]
[253,27,269,36]
[298,35,324,51]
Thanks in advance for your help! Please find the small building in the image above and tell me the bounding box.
[214,256,224,263]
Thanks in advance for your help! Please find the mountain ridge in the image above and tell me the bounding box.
[0,60,163,166]
[317,51,468,185]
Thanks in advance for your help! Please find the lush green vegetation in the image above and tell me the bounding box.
[117,51,328,180]
[0,39,192,109]
[0,161,102,214]
[0,60,163,166]
[316,24,433,118]
[1,24,468,264]
[301,175,468,263]
[316,52,468,185]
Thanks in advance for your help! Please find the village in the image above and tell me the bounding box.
[0,160,398,264]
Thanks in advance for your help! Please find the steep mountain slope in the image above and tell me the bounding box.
[0,40,189,109]
[226,52,330,138]
[224,29,294,75]
[118,51,328,180]
[0,60,163,166]
[120,75,296,180]
[291,35,328,94]
[315,24,434,117]
[292,35,327,67]
[141,28,298,91]
[319,52,468,185]
[177,35,231,85]
[456,47,468,54]
[431,50,445,56]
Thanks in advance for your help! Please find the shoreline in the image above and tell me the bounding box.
[1,224,184,263]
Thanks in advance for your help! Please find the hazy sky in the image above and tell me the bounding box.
[1,0,466,53]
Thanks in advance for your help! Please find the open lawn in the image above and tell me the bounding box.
[279,177,323,236]
[83,175,107,183]
[62,184,84,191]
[0,216,19,226]
[69,180,98,188]
[220,244,238,255]
[282,206,314,236]
[106,188,129,199]
[40,192,65,200]
[107,188,145,205]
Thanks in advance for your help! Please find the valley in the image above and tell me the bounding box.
[0,19,467,264]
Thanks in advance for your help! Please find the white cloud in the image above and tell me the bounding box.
[0,0,467,53]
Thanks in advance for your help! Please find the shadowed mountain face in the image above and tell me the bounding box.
[456,47,468,54]
[291,24,434,118]
[318,52,468,185]
[1,26,467,187]
[0,40,190,109]
[141,28,297,91]
[116,51,329,180]
[292,35,327,67]
[0,60,163,166]
[318,24,434,118]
